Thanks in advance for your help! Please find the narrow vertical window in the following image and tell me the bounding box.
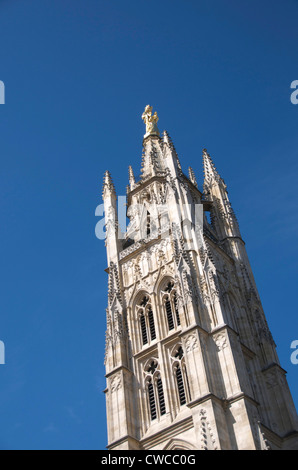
[148,307,156,341]
[157,377,166,416]
[173,291,180,326]
[176,365,186,406]
[163,281,181,332]
[148,381,156,420]
[165,298,174,330]
[138,296,156,348]
[145,361,166,422]
[146,211,151,237]
[140,312,148,345]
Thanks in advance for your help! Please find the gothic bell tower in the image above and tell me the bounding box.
[102,106,298,450]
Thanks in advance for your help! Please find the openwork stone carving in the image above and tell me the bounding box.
[184,333,198,353]
[214,332,227,351]
[110,373,122,393]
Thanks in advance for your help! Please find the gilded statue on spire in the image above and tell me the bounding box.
[142,105,160,137]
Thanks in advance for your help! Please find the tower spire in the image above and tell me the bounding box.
[202,148,224,187]
[128,165,136,190]
[188,167,198,188]
[102,170,116,199]
[102,106,298,451]
[163,129,183,176]
[202,148,242,245]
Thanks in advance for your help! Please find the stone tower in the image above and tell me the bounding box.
[102,106,298,450]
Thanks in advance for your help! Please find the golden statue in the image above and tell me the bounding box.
[142,105,160,137]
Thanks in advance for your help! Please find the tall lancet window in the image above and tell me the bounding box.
[146,211,151,237]
[171,345,191,407]
[145,360,166,422]
[137,295,156,348]
[161,281,181,332]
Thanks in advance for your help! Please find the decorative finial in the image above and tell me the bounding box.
[128,165,136,190]
[102,170,116,198]
[202,148,225,187]
[188,167,198,188]
[142,105,160,138]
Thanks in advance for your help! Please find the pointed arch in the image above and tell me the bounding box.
[154,273,174,295]
[132,289,150,312]
[158,277,182,333]
[170,344,192,407]
[163,439,197,451]
[138,201,159,240]
[134,291,157,349]
[144,358,166,422]
[143,356,159,374]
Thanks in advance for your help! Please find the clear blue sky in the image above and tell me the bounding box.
[0,0,298,450]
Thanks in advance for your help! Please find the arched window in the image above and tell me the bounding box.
[147,380,156,420]
[140,312,148,345]
[165,297,174,330]
[148,306,156,340]
[145,360,166,422]
[136,295,156,347]
[175,365,186,405]
[157,377,166,415]
[161,281,181,332]
[171,345,191,407]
